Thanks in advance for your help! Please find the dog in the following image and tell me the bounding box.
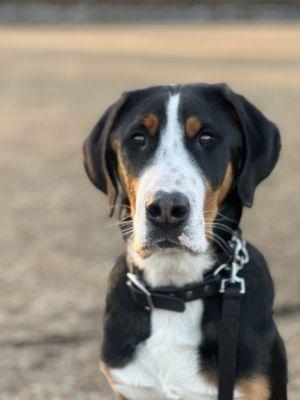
[83,83,288,400]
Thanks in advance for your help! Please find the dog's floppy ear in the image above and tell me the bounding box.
[219,84,281,207]
[83,94,127,216]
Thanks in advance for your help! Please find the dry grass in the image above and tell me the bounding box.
[0,23,299,399]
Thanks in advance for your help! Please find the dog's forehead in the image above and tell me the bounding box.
[116,84,228,132]
[122,85,173,115]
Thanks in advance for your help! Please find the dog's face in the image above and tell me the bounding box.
[84,84,280,260]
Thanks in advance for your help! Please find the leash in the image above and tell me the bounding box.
[126,231,249,400]
[217,234,249,400]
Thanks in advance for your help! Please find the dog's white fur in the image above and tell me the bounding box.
[109,94,243,399]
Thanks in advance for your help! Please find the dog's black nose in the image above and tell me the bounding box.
[146,192,190,228]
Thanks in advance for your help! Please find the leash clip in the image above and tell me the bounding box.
[219,262,246,294]
[126,272,154,311]
[219,233,249,295]
[229,233,249,268]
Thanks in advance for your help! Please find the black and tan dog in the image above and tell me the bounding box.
[83,83,287,400]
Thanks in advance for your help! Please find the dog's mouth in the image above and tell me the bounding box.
[157,239,183,250]
[136,236,198,258]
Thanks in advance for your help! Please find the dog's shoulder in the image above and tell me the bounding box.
[241,242,275,310]
[105,254,129,305]
[102,254,151,368]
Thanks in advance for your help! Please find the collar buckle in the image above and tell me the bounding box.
[126,272,154,311]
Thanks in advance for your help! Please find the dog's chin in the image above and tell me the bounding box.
[135,239,200,259]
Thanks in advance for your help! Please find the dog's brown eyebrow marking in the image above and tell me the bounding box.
[141,113,159,136]
[186,116,203,138]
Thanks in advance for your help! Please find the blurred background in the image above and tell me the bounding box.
[0,1,299,399]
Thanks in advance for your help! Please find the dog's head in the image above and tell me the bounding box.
[83,84,280,260]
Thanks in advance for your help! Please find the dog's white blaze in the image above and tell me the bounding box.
[132,93,208,257]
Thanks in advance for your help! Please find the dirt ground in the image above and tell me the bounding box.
[0,23,299,399]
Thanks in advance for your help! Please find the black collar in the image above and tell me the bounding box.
[126,271,222,312]
[126,230,248,313]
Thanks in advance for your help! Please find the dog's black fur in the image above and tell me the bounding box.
[83,83,288,399]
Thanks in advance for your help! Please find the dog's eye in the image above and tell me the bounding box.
[198,132,215,146]
[130,133,146,146]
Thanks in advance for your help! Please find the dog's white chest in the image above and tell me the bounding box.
[110,300,218,400]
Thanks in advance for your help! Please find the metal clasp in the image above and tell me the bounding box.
[126,273,154,310]
[219,233,249,295]
[229,234,249,268]
[219,261,246,294]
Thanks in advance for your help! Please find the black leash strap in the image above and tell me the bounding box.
[218,284,242,400]
[217,231,248,400]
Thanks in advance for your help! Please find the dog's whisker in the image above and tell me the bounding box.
[208,223,234,234]
[203,210,237,224]
[205,220,234,231]
[212,231,232,248]
[104,222,123,229]
[214,211,237,224]
[119,215,133,221]
[118,221,133,227]
[119,225,133,231]
[122,232,134,238]
[206,231,232,255]
[216,213,237,224]
[206,234,228,254]
[119,226,133,232]
[104,218,133,230]
[120,204,132,210]
[120,225,134,232]
[118,218,133,224]
[206,234,232,256]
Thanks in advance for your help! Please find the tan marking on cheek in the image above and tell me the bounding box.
[112,139,138,215]
[236,376,270,400]
[204,182,219,237]
[218,163,233,204]
[204,162,233,237]
[141,113,158,136]
[186,116,203,138]
[126,175,138,214]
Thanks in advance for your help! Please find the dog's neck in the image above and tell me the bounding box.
[127,243,215,288]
